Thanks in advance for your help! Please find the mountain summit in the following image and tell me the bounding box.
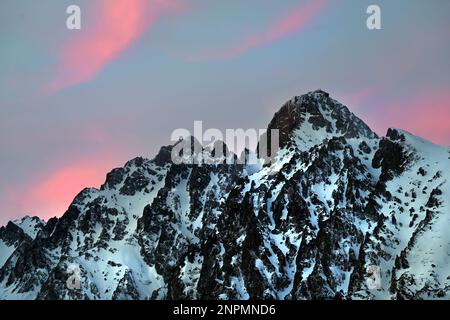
[1,91,449,300]
[266,90,377,151]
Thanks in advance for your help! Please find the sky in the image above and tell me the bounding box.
[1,0,449,225]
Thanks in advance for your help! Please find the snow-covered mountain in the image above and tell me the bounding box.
[0,90,449,300]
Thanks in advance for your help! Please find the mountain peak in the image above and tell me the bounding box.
[266,90,377,151]
[308,88,330,97]
[153,145,173,166]
[11,215,45,239]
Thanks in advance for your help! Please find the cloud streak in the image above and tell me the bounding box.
[382,89,450,146]
[0,149,128,224]
[195,0,326,60]
[49,0,184,92]
[356,88,450,146]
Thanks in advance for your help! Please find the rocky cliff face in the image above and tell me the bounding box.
[1,90,449,300]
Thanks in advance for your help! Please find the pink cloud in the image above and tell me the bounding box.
[48,0,184,92]
[0,113,149,225]
[195,0,327,60]
[337,87,378,110]
[1,149,128,223]
[359,88,450,146]
[385,90,450,146]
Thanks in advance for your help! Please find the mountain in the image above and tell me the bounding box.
[0,90,449,300]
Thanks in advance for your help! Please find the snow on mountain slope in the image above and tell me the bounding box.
[0,153,171,299]
[405,136,450,296]
[349,129,450,299]
[12,216,45,240]
[0,216,45,270]
[0,90,449,300]
[0,241,15,269]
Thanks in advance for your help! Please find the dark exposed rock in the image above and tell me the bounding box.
[154,145,173,166]
[120,170,150,196]
[373,133,408,181]
[112,270,140,300]
[358,141,372,154]
[101,168,126,190]
[1,91,448,301]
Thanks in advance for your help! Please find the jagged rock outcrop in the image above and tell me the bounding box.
[1,90,449,300]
